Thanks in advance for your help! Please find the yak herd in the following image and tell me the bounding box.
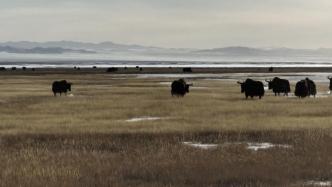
[171,76,330,99]
[236,77,318,99]
[52,76,330,99]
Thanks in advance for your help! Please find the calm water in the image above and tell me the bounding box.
[1,52,332,68]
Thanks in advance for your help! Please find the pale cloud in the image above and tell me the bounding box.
[0,0,332,48]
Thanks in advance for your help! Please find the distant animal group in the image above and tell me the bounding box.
[170,76,332,99]
[52,76,331,99]
[237,77,319,99]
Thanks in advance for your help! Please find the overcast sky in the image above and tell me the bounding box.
[1,0,332,48]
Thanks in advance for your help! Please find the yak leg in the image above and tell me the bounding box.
[259,96,262,99]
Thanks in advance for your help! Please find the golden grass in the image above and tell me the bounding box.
[0,74,331,133]
[0,73,330,186]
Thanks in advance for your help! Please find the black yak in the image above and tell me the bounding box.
[237,79,265,99]
[107,67,118,72]
[328,76,332,92]
[52,80,72,96]
[295,78,316,98]
[183,68,192,73]
[171,79,192,97]
[266,77,291,96]
[268,67,274,72]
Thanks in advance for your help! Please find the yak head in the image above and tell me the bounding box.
[185,83,193,93]
[67,83,72,91]
[178,79,192,93]
[265,79,273,89]
[328,76,332,83]
[237,81,245,93]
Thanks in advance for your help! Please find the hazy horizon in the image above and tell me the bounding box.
[2,40,332,50]
[1,0,332,49]
[1,40,332,50]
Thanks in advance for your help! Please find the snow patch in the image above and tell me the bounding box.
[183,142,218,150]
[159,82,171,85]
[246,142,292,151]
[191,87,208,89]
[316,92,329,98]
[304,181,332,186]
[126,116,164,122]
[183,141,292,151]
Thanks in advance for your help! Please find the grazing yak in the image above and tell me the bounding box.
[183,68,192,73]
[268,67,274,72]
[266,77,291,96]
[237,79,265,99]
[328,76,332,92]
[52,80,72,96]
[295,78,316,98]
[171,79,192,97]
[107,67,118,73]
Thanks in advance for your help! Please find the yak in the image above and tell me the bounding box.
[328,76,332,92]
[295,78,316,98]
[183,68,192,73]
[171,79,192,97]
[266,77,291,96]
[268,67,274,72]
[52,80,72,96]
[107,67,118,73]
[237,79,265,99]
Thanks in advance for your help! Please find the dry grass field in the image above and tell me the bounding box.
[0,72,331,186]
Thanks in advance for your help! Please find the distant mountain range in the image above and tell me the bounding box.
[1,41,332,56]
[0,45,95,54]
[194,46,332,56]
[0,41,166,54]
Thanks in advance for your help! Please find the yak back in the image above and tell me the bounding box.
[295,78,316,98]
[171,79,190,96]
[243,79,265,97]
[269,77,291,93]
[52,80,71,94]
[295,80,308,98]
[306,79,316,96]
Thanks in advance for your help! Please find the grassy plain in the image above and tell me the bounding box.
[0,72,331,186]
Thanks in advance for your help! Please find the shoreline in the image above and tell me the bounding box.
[1,66,332,75]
